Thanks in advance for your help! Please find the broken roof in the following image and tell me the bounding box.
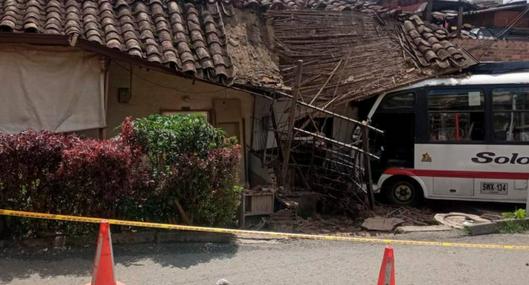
[265,11,477,105]
[239,0,391,12]
[221,0,477,104]
[0,0,477,103]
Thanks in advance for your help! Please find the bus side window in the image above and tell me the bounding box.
[427,90,485,142]
[492,87,529,143]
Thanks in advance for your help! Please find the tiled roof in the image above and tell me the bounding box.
[0,0,233,82]
[401,15,472,70]
[0,0,477,102]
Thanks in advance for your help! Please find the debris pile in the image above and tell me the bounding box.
[375,205,437,227]
[296,215,361,235]
[268,208,298,233]
[294,205,446,234]
[361,217,405,232]
[434,212,492,229]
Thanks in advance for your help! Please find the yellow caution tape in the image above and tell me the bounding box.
[1,208,528,251]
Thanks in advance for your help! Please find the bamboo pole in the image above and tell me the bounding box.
[426,0,433,22]
[362,122,375,210]
[457,0,463,38]
[280,60,303,189]
[293,127,379,159]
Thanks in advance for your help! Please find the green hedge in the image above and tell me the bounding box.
[129,114,242,226]
[0,115,241,239]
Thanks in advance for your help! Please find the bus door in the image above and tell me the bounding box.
[370,92,416,181]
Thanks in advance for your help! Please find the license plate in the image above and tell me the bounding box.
[480,182,508,195]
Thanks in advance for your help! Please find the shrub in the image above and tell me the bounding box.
[0,131,76,211]
[0,115,241,238]
[158,146,242,226]
[0,131,75,237]
[56,138,147,217]
[0,127,147,213]
[0,125,148,237]
[131,114,241,226]
[200,147,243,225]
[502,209,527,220]
[133,114,228,153]
[499,209,529,233]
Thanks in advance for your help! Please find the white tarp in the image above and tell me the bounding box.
[0,45,105,133]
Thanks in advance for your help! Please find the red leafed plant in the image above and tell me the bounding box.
[0,124,148,238]
[56,138,145,217]
[0,131,77,211]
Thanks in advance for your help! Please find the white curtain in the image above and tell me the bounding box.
[0,45,105,133]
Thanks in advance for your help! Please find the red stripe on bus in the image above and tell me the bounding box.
[384,168,529,180]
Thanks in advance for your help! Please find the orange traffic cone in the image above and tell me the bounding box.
[377,246,396,285]
[85,221,125,285]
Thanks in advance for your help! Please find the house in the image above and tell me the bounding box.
[0,0,475,191]
[385,0,476,17]
[462,1,529,40]
[0,0,253,182]
[421,0,529,40]
[454,38,529,62]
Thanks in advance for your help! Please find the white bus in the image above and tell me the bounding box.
[368,71,529,205]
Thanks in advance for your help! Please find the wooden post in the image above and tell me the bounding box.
[280,60,303,190]
[232,87,384,134]
[426,0,433,22]
[99,58,111,140]
[457,0,463,38]
[362,121,375,210]
[294,127,378,158]
[526,184,529,213]
[240,191,246,228]
[270,102,283,161]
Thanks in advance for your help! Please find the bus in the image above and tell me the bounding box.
[367,71,529,205]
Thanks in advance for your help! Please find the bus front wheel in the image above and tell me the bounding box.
[385,178,422,206]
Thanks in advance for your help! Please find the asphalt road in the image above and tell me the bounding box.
[1,231,529,285]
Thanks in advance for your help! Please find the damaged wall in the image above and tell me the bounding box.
[224,8,284,89]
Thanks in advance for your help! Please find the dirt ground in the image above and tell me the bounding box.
[283,199,522,235]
